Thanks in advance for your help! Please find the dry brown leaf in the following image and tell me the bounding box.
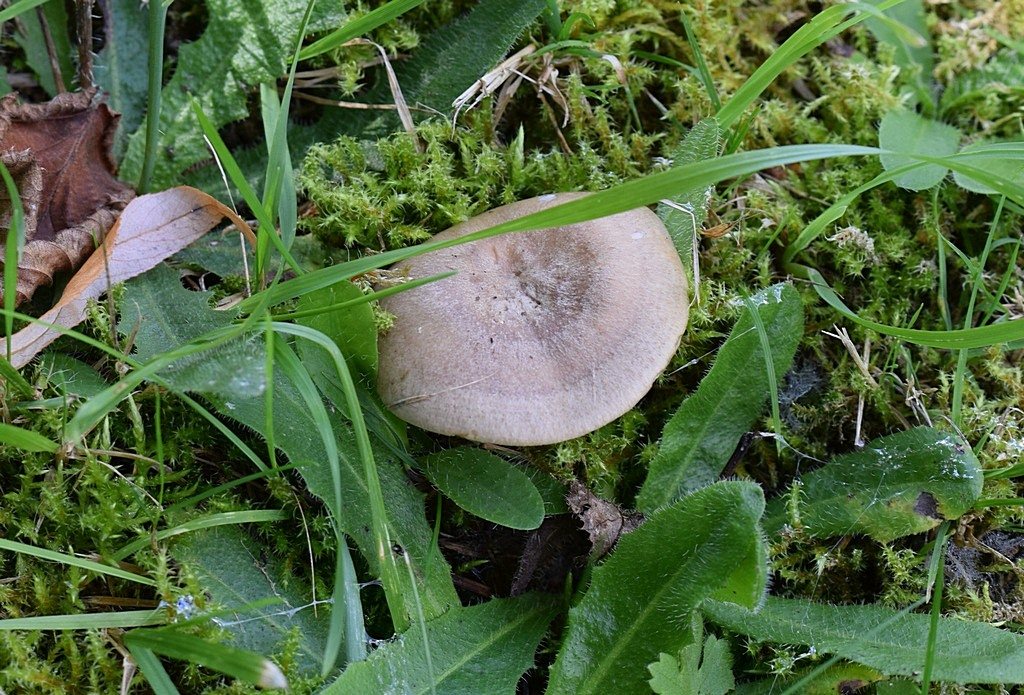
[0,89,135,304]
[8,185,256,368]
[566,481,643,559]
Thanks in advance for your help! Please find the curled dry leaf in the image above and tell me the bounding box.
[566,481,643,558]
[7,186,256,368]
[0,89,135,305]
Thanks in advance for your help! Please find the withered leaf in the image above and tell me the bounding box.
[566,481,643,559]
[0,88,135,304]
[8,185,256,368]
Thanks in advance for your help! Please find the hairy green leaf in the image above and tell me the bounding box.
[295,280,377,384]
[393,0,547,116]
[952,139,1024,194]
[323,595,557,694]
[705,596,1024,684]
[878,110,961,190]
[864,0,934,110]
[546,481,767,695]
[764,427,982,541]
[637,284,803,512]
[120,0,341,189]
[36,353,109,398]
[422,447,544,530]
[94,0,150,157]
[658,118,721,264]
[171,526,329,676]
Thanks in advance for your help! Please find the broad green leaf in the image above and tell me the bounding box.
[215,371,459,625]
[323,595,558,694]
[295,281,378,383]
[115,266,457,626]
[171,526,329,676]
[124,628,286,690]
[93,0,150,157]
[648,632,735,695]
[0,422,57,453]
[764,427,982,541]
[546,481,767,695]
[878,110,961,190]
[120,1,343,189]
[391,0,547,117]
[37,353,109,398]
[658,118,721,263]
[864,0,933,110]
[118,266,264,400]
[705,596,1024,684]
[952,140,1024,194]
[119,264,236,363]
[732,663,883,695]
[422,447,545,530]
[637,284,803,512]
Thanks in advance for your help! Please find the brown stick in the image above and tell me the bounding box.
[76,0,95,90]
[36,6,66,93]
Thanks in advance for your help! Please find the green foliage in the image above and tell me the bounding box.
[119,0,343,189]
[547,481,766,694]
[878,109,961,190]
[391,0,546,116]
[637,284,803,512]
[706,596,1024,684]
[298,117,653,249]
[294,280,379,384]
[93,0,150,156]
[952,139,1024,194]
[171,526,329,677]
[422,447,545,530]
[647,617,735,695]
[658,118,722,263]
[322,595,558,694]
[765,427,983,541]
[124,627,287,690]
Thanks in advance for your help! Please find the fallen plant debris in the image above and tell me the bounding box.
[0,89,134,304]
[7,185,255,368]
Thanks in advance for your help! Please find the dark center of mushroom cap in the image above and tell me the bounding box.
[463,229,603,342]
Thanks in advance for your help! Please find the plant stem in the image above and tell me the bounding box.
[139,0,169,192]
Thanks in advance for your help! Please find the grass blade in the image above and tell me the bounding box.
[299,0,426,61]
[0,538,156,587]
[124,629,287,690]
[112,509,288,562]
[0,422,58,452]
[0,610,165,630]
[126,644,181,695]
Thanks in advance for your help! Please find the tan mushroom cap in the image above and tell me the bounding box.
[377,193,689,446]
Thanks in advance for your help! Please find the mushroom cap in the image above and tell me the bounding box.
[377,193,688,446]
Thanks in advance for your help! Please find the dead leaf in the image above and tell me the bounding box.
[0,89,135,304]
[566,481,643,559]
[7,186,256,368]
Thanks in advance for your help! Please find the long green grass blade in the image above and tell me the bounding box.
[239,144,879,312]
[0,0,49,27]
[125,629,287,689]
[1,157,24,361]
[126,645,181,695]
[0,422,58,452]
[112,509,288,562]
[299,0,426,60]
[0,609,165,630]
[717,1,905,129]
[0,538,156,587]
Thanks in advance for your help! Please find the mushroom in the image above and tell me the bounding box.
[377,193,688,446]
